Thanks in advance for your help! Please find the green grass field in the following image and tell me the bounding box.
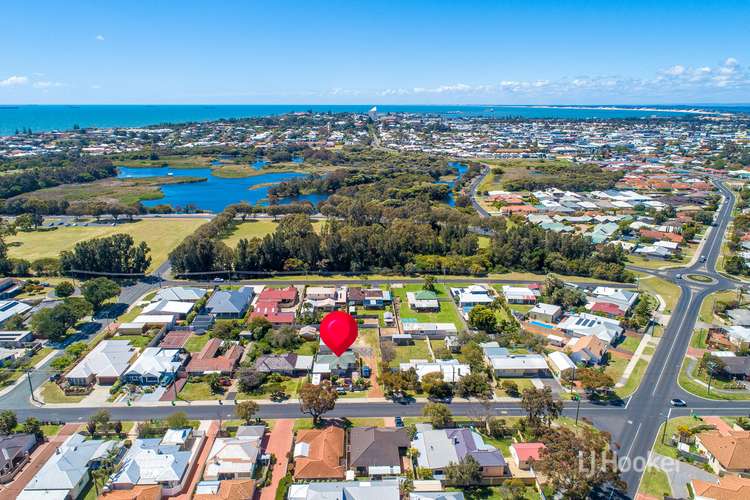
[639,466,672,498]
[391,284,462,326]
[390,340,432,368]
[7,218,206,271]
[179,381,225,401]
[698,289,738,323]
[635,274,681,314]
[221,219,325,247]
[184,334,211,353]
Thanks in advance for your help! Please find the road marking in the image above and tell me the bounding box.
[625,422,642,457]
[652,288,692,397]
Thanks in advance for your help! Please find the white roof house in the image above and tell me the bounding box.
[489,354,549,373]
[547,351,576,375]
[591,287,639,312]
[305,287,337,300]
[528,303,562,318]
[110,435,192,490]
[142,300,194,317]
[123,347,183,384]
[203,425,264,480]
[65,340,136,385]
[20,434,118,499]
[132,314,176,327]
[450,285,493,307]
[399,359,471,382]
[557,313,623,345]
[401,322,458,337]
[153,286,207,303]
[501,286,538,303]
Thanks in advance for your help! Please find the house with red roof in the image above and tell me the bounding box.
[590,301,626,318]
[639,228,684,244]
[186,339,243,375]
[249,286,298,325]
[510,442,546,470]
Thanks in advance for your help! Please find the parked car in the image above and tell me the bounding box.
[361,365,371,378]
[700,255,706,262]
[213,277,225,283]
[394,416,404,428]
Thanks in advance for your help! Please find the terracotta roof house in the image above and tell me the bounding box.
[0,433,38,484]
[258,286,298,306]
[510,442,545,470]
[691,475,750,500]
[590,301,626,318]
[348,427,410,476]
[158,331,192,350]
[639,228,684,244]
[566,335,608,365]
[186,339,243,375]
[696,430,750,475]
[250,299,295,325]
[293,427,346,480]
[194,480,256,500]
[100,485,162,500]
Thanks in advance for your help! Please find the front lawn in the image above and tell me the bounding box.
[179,381,225,401]
[239,376,306,400]
[494,378,536,397]
[40,382,87,404]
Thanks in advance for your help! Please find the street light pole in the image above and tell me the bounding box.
[661,412,669,444]
[27,370,38,404]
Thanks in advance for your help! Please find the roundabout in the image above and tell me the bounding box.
[684,273,717,284]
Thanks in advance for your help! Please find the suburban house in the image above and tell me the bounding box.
[547,351,576,378]
[695,430,750,475]
[122,347,185,385]
[0,433,38,484]
[185,339,243,376]
[288,479,400,500]
[557,313,623,345]
[510,442,545,471]
[501,286,539,304]
[130,314,176,329]
[489,354,550,378]
[406,290,439,312]
[193,480,256,500]
[528,303,562,323]
[65,339,137,386]
[141,300,194,319]
[348,288,391,309]
[348,427,410,476]
[293,427,346,480]
[411,425,508,481]
[590,287,639,314]
[305,287,337,301]
[254,353,314,376]
[153,286,207,303]
[20,434,120,500]
[691,475,750,500]
[399,359,470,382]
[250,286,297,325]
[720,354,750,379]
[313,351,357,380]
[110,428,203,496]
[450,285,494,308]
[566,335,608,365]
[401,321,458,338]
[206,286,254,319]
[158,331,192,351]
[203,425,264,481]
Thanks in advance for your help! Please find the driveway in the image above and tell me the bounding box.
[260,419,294,500]
[649,452,718,498]
[172,420,218,500]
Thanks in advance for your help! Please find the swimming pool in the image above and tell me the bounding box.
[529,320,554,329]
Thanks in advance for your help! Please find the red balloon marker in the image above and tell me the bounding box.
[319,311,358,356]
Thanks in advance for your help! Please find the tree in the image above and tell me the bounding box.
[468,305,497,333]
[0,410,17,435]
[89,410,111,436]
[535,426,624,498]
[238,369,267,393]
[422,275,437,292]
[520,387,562,430]
[81,277,120,310]
[268,326,299,349]
[578,368,615,395]
[54,281,75,298]
[422,402,453,429]
[206,373,223,394]
[113,420,123,436]
[444,455,483,486]
[166,411,190,429]
[455,372,492,399]
[501,380,520,397]
[22,417,43,440]
[459,342,486,372]
[235,400,259,424]
[60,233,150,275]
[422,372,453,401]
[298,381,338,424]
[31,300,89,341]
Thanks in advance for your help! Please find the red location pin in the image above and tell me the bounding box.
[319,311,358,356]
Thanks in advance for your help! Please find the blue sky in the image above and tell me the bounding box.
[1,0,749,104]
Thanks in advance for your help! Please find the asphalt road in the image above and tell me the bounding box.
[8,177,748,498]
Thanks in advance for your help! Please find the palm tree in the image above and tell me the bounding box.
[405,448,420,479]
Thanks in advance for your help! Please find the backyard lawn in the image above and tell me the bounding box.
[391,284,462,326]
[6,218,206,272]
[390,340,432,368]
[185,334,211,353]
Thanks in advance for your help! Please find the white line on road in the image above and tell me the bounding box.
[625,422,643,457]
[652,288,692,397]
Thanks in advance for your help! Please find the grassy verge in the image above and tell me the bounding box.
[678,358,750,400]
[639,466,672,498]
[635,274,681,314]
[40,382,86,403]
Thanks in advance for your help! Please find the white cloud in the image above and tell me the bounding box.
[95,34,105,41]
[33,81,64,89]
[0,75,29,87]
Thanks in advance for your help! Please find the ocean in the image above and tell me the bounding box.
[1,104,748,136]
